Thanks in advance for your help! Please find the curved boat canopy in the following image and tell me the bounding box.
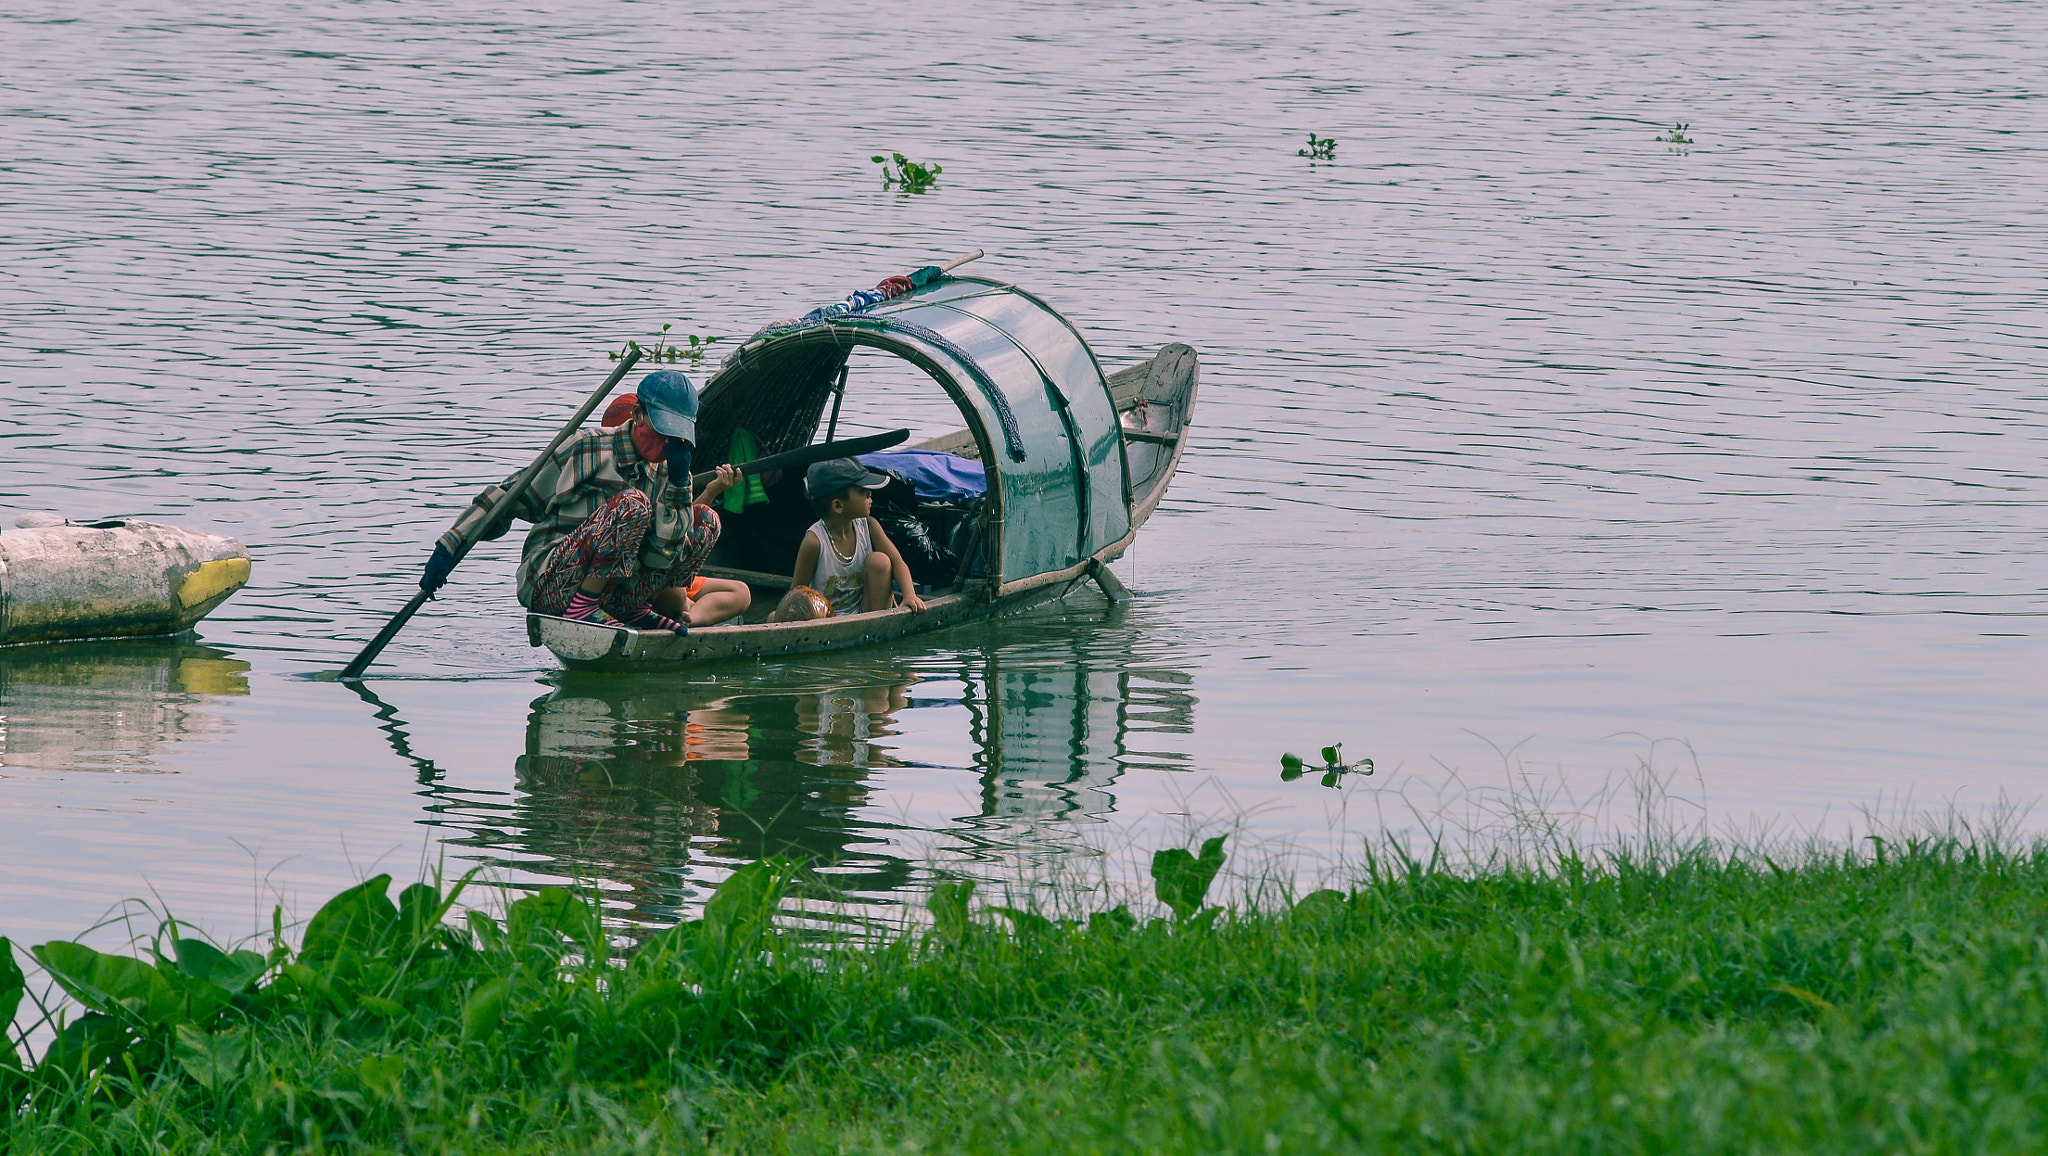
[697,277,1132,584]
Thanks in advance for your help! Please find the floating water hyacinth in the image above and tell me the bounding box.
[609,323,722,364]
[1281,741,1374,787]
[1298,132,1337,161]
[872,151,942,192]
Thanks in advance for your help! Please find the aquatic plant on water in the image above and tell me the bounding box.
[609,323,721,365]
[1281,741,1374,787]
[871,151,942,192]
[1657,122,1694,153]
[1298,132,1338,161]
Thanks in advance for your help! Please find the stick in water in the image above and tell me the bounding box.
[337,347,645,680]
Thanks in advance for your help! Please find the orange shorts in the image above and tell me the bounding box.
[686,576,707,598]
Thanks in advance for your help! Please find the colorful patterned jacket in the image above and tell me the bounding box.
[436,425,707,606]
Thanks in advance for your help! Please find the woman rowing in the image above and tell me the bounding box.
[416,369,747,634]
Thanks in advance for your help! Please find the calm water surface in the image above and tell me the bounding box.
[3,0,2044,942]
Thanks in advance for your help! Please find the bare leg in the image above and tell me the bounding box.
[688,578,752,626]
[653,578,752,626]
[860,551,894,614]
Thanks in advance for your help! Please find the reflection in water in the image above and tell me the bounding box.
[0,641,249,775]
[413,611,1197,928]
[958,639,1197,872]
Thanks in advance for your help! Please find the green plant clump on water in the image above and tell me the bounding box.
[1281,741,1374,787]
[13,828,2048,1152]
[1298,132,1338,161]
[610,323,721,365]
[871,151,942,192]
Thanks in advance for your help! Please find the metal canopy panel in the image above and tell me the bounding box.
[872,279,1129,580]
[702,277,1130,585]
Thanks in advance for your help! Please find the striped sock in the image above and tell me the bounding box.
[623,604,688,635]
[563,590,622,626]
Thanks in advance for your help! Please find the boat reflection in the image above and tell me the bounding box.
[438,612,1197,928]
[0,639,249,775]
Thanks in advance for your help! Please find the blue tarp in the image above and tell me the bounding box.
[858,449,988,504]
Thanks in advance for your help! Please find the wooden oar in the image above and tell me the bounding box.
[337,348,645,680]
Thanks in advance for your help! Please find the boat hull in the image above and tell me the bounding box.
[527,338,1196,672]
[0,520,251,646]
[527,575,1088,672]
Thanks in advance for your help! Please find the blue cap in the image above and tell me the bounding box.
[636,370,698,442]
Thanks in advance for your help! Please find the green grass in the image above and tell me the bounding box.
[9,830,2048,1153]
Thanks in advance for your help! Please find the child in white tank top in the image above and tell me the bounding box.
[777,458,929,619]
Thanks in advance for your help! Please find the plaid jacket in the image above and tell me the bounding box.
[436,425,707,606]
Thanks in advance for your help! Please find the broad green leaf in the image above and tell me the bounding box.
[38,1012,133,1079]
[0,946,22,1107]
[462,977,510,1041]
[173,1024,247,1091]
[989,906,1054,937]
[622,978,690,1021]
[171,939,267,995]
[635,920,699,971]
[508,887,598,955]
[1088,906,1136,936]
[0,1040,22,1115]
[0,937,23,1028]
[704,858,790,949]
[356,1053,405,1099]
[467,909,506,951]
[1280,753,1305,781]
[1321,744,1342,765]
[397,882,443,946]
[300,875,398,964]
[1288,890,1349,925]
[927,880,975,941]
[1151,836,1228,920]
[34,941,222,1028]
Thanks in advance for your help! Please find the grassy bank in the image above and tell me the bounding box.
[8,832,2048,1153]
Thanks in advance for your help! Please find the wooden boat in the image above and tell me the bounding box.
[527,274,1197,671]
[0,516,251,647]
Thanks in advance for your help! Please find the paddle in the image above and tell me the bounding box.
[337,347,645,680]
[686,427,909,491]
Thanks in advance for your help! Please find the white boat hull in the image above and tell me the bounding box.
[0,519,251,646]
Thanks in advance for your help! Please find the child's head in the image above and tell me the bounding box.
[804,458,890,520]
[774,586,835,621]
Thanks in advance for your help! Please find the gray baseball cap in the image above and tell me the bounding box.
[804,457,891,500]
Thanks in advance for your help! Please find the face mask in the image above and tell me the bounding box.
[631,420,666,463]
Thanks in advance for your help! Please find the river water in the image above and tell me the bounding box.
[3,0,2043,943]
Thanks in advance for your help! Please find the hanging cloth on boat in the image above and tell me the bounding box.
[856,450,987,504]
[721,427,772,513]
